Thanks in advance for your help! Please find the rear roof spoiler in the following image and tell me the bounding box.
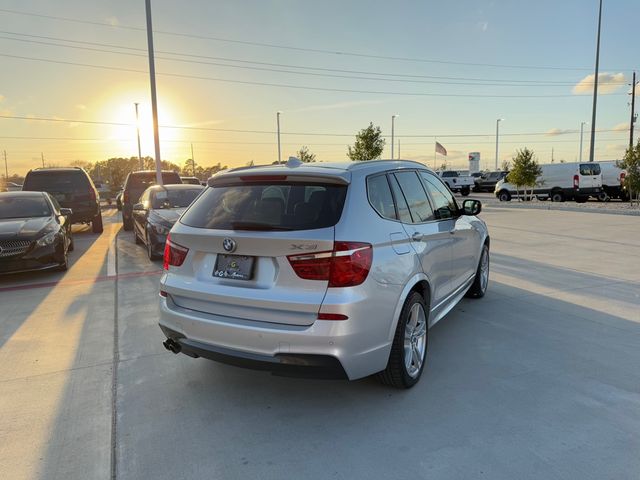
[208,171,350,187]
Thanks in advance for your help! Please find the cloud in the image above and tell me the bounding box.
[292,99,388,113]
[477,21,489,32]
[612,123,629,132]
[75,104,87,110]
[105,16,119,26]
[573,72,626,94]
[0,94,4,102]
[546,128,575,136]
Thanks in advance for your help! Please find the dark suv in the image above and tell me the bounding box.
[121,170,182,230]
[22,167,103,233]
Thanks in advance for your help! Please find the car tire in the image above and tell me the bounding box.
[378,291,429,389]
[461,186,470,196]
[597,191,610,202]
[551,191,564,202]
[498,190,511,202]
[146,230,160,260]
[466,243,489,298]
[92,212,104,233]
[122,216,133,231]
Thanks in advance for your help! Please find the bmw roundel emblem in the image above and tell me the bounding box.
[222,238,236,253]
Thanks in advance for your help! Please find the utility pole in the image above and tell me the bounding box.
[579,121,587,162]
[630,71,638,150]
[3,150,7,180]
[190,143,196,176]
[391,115,398,160]
[41,152,45,168]
[145,0,163,185]
[588,0,603,162]
[276,111,282,164]
[495,118,504,170]
[134,102,143,170]
[398,139,401,159]
[551,148,555,163]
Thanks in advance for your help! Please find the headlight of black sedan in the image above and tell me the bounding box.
[35,231,58,248]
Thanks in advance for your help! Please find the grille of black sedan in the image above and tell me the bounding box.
[0,240,31,258]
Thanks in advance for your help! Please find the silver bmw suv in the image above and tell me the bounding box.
[159,160,489,388]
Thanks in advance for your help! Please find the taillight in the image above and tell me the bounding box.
[89,189,96,201]
[573,174,579,189]
[163,234,189,270]
[288,242,372,288]
[620,172,626,185]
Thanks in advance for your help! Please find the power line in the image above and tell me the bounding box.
[0,7,637,72]
[1,52,625,99]
[0,30,623,87]
[0,116,626,138]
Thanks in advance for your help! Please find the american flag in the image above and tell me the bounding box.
[435,141,447,156]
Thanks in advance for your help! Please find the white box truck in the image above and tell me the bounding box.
[494,162,602,203]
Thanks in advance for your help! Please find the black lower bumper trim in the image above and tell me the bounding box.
[160,325,347,380]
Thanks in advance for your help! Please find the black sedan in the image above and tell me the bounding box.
[132,184,203,260]
[0,191,74,274]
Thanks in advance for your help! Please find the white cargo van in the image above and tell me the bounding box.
[598,161,628,201]
[494,162,602,203]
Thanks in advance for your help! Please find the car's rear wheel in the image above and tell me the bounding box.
[378,292,428,389]
[460,186,470,196]
[498,190,511,202]
[92,212,104,233]
[551,191,564,202]
[466,243,489,298]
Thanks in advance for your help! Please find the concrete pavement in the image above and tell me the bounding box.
[0,207,639,479]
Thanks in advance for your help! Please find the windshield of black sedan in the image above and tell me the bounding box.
[0,196,52,219]
[151,188,202,209]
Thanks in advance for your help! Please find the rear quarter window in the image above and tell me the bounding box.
[366,175,396,220]
[181,182,347,231]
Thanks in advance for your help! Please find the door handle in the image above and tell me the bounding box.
[411,232,423,242]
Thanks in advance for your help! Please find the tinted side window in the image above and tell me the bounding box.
[580,164,601,175]
[393,171,434,223]
[420,172,458,220]
[367,175,396,220]
[388,175,412,223]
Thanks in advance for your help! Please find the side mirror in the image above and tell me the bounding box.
[60,208,73,216]
[462,199,482,216]
[133,203,145,211]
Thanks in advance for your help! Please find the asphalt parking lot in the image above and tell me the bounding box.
[1,206,639,480]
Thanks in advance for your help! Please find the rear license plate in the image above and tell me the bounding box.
[214,254,254,280]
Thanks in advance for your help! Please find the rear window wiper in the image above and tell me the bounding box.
[230,222,293,231]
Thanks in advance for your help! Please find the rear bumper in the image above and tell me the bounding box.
[160,325,347,379]
[69,203,99,223]
[158,293,394,380]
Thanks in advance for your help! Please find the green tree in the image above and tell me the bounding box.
[347,123,385,161]
[438,162,448,171]
[506,148,542,201]
[617,139,640,205]
[297,146,316,163]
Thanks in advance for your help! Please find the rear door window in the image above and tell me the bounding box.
[393,171,435,223]
[388,175,413,223]
[580,164,601,175]
[366,174,396,220]
[181,182,346,231]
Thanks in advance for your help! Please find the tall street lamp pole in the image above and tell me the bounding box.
[276,111,282,164]
[588,0,603,162]
[579,121,588,162]
[145,0,163,185]
[495,118,504,170]
[134,102,143,170]
[391,115,398,160]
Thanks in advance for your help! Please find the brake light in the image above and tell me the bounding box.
[620,172,626,185]
[317,313,349,321]
[163,234,189,270]
[573,174,579,189]
[239,175,287,182]
[288,242,372,287]
[89,188,96,201]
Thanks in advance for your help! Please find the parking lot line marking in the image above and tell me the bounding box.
[107,238,116,277]
[0,270,161,293]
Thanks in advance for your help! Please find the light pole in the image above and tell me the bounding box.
[134,102,143,170]
[495,118,504,170]
[588,0,603,162]
[391,115,398,160]
[190,143,196,176]
[579,121,588,162]
[144,0,163,185]
[276,111,282,164]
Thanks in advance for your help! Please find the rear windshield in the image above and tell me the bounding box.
[579,164,601,175]
[126,172,181,191]
[0,195,51,219]
[181,183,347,231]
[24,171,88,193]
[152,188,203,209]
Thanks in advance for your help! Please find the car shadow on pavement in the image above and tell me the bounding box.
[105,275,640,479]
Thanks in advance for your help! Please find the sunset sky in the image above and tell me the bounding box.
[0,0,638,176]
